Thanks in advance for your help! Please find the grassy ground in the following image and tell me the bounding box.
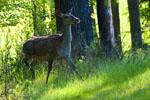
[16,51,150,100]
[1,52,150,100]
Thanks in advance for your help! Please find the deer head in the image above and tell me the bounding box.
[56,8,80,25]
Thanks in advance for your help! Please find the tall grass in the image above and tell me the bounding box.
[13,49,149,100]
[1,49,147,100]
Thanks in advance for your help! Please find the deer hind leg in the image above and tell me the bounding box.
[24,55,36,79]
[23,55,30,67]
[23,55,34,79]
[31,59,37,66]
[30,59,37,79]
[66,57,82,80]
[46,59,53,83]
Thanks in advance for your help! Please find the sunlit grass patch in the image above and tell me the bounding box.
[41,76,103,100]
[24,52,150,100]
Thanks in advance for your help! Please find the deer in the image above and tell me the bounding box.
[22,8,82,83]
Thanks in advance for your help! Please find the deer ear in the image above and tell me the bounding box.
[68,7,73,14]
[56,9,64,17]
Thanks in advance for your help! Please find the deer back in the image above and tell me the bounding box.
[23,34,63,61]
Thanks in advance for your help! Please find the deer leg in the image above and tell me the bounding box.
[31,59,37,66]
[24,56,29,67]
[30,60,37,79]
[30,67,35,79]
[46,60,53,83]
[23,56,35,79]
[66,57,82,80]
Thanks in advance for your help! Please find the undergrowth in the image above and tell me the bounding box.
[1,49,150,100]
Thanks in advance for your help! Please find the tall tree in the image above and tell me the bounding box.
[111,0,122,54]
[97,0,118,58]
[55,0,93,56]
[149,0,150,8]
[77,0,93,45]
[127,0,143,49]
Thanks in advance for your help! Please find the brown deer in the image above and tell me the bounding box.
[23,8,82,83]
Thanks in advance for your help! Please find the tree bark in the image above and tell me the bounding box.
[149,0,150,8]
[97,0,118,59]
[111,0,122,55]
[77,0,93,45]
[127,0,143,49]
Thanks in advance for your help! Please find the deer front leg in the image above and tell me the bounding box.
[46,60,53,83]
[66,57,82,80]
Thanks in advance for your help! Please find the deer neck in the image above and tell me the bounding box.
[62,24,72,45]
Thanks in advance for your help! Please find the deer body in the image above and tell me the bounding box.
[58,25,72,58]
[23,35,63,61]
[23,9,81,83]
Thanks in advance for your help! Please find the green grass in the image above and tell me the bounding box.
[11,51,149,100]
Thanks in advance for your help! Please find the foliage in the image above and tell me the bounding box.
[31,0,56,35]
[139,1,150,45]
[0,0,56,99]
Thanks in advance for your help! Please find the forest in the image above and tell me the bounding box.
[0,0,150,99]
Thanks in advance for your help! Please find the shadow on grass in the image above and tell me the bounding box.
[114,87,150,100]
[59,85,150,100]
[101,55,150,86]
[51,56,150,100]
[30,54,150,100]
[129,87,150,99]
[29,67,77,100]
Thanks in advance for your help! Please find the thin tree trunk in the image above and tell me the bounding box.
[4,55,7,99]
[97,0,118,59]
[32,0,39,36]
[149,0,150,8]
[111,0,122,55]
[127,0,142,49]
[42,0,46,20]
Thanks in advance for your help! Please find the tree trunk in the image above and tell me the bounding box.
[55,0,83,57]
[111,0,122,55]
[97,0,118,59]
[42,0,46,20]
[32,0,39,36]
[127,0,143,49]
[149,0,150,8]
[77,0,93,45]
